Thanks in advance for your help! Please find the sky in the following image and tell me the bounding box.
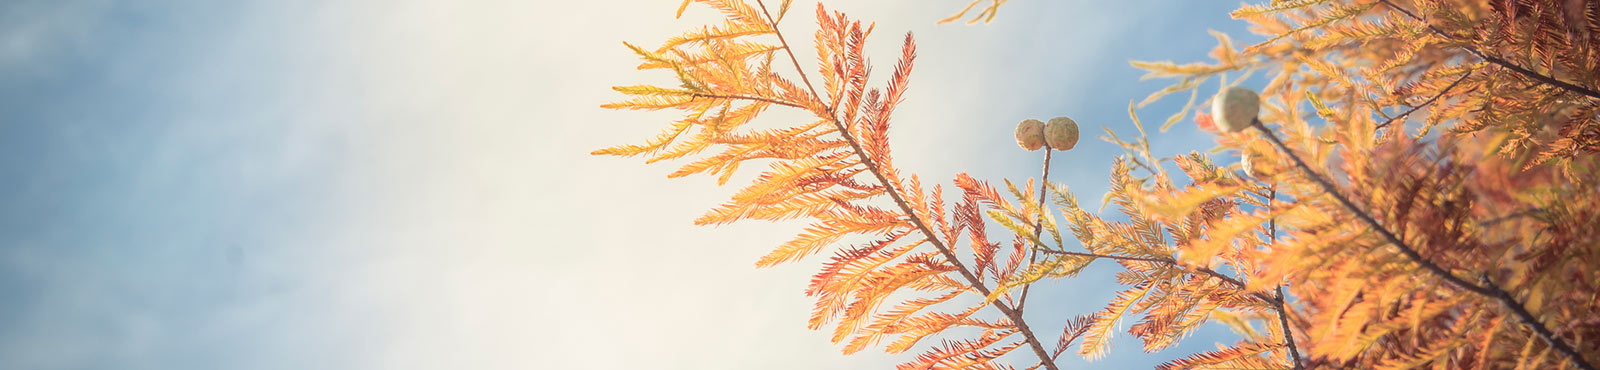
[0,1,1257,369]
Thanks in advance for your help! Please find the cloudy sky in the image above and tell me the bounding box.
[0,1,1257,369]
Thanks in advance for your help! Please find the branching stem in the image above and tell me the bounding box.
[752,2,1059,368]
[1251,120,1595,370]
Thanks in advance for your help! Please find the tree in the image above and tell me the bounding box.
[594,0,1600,369]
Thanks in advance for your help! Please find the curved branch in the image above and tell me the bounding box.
[1251,120,1595,370]
[752,2,1060,368]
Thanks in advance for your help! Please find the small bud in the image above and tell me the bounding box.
[1044,116,1079,151]
[1015,119,1045,151]
[1210,87,1260,132]
[1241,154,1254,178]
[1241,151,1276,178]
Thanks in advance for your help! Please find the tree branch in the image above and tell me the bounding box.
[1377,0,1600,100]
[752,2,1059,368]
[1480,274,1596,370]
[1375,71,1472,129]
[1251,120,1596,370]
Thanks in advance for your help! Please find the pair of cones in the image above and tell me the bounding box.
[1015,117,1079,151]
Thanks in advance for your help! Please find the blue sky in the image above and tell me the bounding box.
[0,1,1260,369]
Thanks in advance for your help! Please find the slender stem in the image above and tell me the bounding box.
[1377,0,1600,100]
[1480,207,1543,227]
[752,2,1059,368]
[1273,287,1303,370]
[1194,266,1272,303]
[691,93,806,109]
[1033,249,1282,305]
[1265,187,1304,370]
[1250,120,1595,370]
[1018,149,1053,311]
[757,4,822,112]
[1375,71,1472,129]
[1034,249,1169,263]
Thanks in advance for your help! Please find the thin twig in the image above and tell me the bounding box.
[1194,266,1269,302]
[1480,207,1544,227]
[751,2,1060,368]
[1251,120,1596,370]
[1273,287,1303,369]
[1375,71,1473,129]
[1266,186,1305,370]
[1377,0,1600,100]
[1033,248,1283,305]
[1018,149,1052,312]
[1034,248,1170,263]
[690,93,806,109]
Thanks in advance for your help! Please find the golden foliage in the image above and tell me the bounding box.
[600,0,1600,369]
[601,1,1064,368]
[1130,1,1600,368]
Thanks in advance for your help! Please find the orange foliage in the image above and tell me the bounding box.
[598,0,1600,369]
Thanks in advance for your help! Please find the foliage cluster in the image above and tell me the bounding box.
[597,0,1600,368]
